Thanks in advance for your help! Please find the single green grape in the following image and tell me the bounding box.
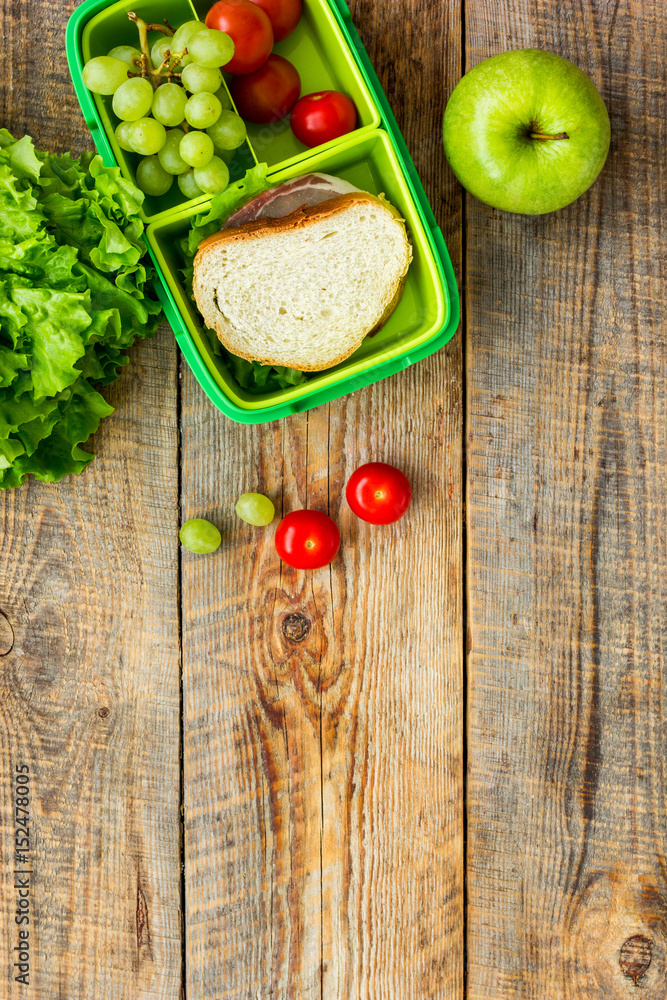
[207,110,246,151]
[179,131,215,168]
[108,45,142,70]
[158,129,189,175]
[184,91,222,129]
[214,86,232,111]
[181,63,223,95]
[112,76,154,121]
[151,36,172,69]
[214,145,236,164]
[235,493,275,527]
[136,156,173,197]
[194,156,230,195]
[82,56,129,95]
[178,169,204,199]
[171,19,208,54]
[152,83,188,127]
[187,28,235,69]
[129,118,167,156]
[179,517,221,553]
[115,120,135,152]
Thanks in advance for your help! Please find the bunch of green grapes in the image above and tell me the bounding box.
[82,19,248,199]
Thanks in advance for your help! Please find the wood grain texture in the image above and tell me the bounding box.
[465,1,667,997]
[181,0,463,996]
[0,336,183,999]
[0,3,183,996]
[0,0,88,155]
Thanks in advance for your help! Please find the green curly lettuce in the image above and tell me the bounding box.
[0,129,162,489]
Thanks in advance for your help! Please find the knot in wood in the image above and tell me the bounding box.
[282,612,311,643]
[98,707,111,719]
[0,609,14,656]
[619,935,652,983]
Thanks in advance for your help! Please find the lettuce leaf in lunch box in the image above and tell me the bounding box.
[179,163,308,394]
[186,162,271,254]
[0,129,162,489]
[226,353,308,393]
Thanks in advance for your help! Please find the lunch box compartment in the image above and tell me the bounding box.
[80,0,254,219]
[75,0,380,222]
[146,128,448,417]
[67,0,460,423]
[190,0,380,172]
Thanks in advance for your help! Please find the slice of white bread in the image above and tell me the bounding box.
[193,193,412,372]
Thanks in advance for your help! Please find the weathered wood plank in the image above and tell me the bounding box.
[181,0,463,995]
[1,0,88,154]
[465,2,667,997]
[0,335,183,999]
[0,2,183,996]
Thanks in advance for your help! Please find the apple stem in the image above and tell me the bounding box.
[530,130,570,141]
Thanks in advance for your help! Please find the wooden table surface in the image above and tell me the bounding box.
[0,0,665,997]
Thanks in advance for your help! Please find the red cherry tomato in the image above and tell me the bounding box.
[274,510,340,569]
[290,91,357,148]
[206,0,274,75]
[346,462,411,524]
[247,0,302,41]
[231,55,301,124]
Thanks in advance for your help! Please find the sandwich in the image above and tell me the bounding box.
[192,173,412,372]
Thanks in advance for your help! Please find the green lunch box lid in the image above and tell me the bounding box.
[66,0,460,424]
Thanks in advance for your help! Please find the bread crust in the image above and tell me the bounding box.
[196,192,387,253]
[192,192,411,371]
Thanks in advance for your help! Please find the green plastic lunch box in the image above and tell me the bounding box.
[66,0,459,423]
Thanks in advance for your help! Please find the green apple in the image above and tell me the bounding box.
[442,49,610,214]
